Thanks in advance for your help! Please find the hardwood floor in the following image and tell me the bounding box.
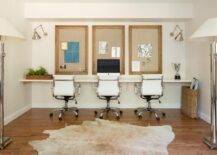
[0,108,216,155]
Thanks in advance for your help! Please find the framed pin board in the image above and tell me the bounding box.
[92,25,125,74]
[55,25,88,74]
[129,25,162,74]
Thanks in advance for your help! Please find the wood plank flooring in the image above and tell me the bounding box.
[0,109,216,155]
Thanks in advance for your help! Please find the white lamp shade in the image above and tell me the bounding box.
[190,18,217,39]
[0,18,24,39]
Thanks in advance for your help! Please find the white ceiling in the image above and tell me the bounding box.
[25,0,194,3]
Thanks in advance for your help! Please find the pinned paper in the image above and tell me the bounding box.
[138,43,153,58]
[64,42,79,63]
[132,61,140,72]
[111,47,120,58]
[99,41,108,54]
[61,42,68,50]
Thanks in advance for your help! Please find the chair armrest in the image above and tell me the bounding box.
[74,82,81,96]
[134,83,141,95]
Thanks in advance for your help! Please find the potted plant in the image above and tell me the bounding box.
[26,67,52,80]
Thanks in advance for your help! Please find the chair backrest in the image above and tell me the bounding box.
[141,74,163,96]
[53,75,75,96]
[97,73,120,96]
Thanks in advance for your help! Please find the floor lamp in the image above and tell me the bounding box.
[0,18,24,149]
[191,18,217,149]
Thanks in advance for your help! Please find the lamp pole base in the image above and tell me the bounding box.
[203,136,217,149]
[0,137,12,150]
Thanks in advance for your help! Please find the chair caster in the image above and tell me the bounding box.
[94,111,98,116]
[137,114,142,119]
[134,109,138,114]
[58,117,63,121]
[75,114,79,118]
[75,109,79,113]
[120,111,123,116]
[116,116,120,120]
[99,115,104,119]
[162,112,166,117]
[49,113,53,118]
[156,117,160,121]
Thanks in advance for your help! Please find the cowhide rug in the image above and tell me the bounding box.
[30,119,175,155]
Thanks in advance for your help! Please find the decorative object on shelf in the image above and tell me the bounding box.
[172,63,181,80]
[55,25,88,74]
[32,25,47,40]
[129,25,162,74]
[170,25,184,41]
[190,18,217,149]
[181,86,199,119]
[25,67,52,80]
[0,17,25,149]
[190,78,199,90]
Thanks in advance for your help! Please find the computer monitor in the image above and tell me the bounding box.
[97,59,120,73]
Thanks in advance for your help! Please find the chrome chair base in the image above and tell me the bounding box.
[203,136,217,149]
[0,137,12,150]
[94,107,123,120]
[49,106,79,121]
[134,107,166,121]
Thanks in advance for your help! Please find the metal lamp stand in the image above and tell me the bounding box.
[0,37,12,149]
[203,41,217,149]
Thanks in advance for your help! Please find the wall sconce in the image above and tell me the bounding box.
[32,25,47,40]
[170,25,184,41]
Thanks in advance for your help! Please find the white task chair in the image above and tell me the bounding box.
[94,73,122,119]
[49,75,80,121]
[134,74,166,121]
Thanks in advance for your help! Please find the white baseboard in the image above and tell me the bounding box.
[31,102,180,109]
[198,111,210,124]
[4,104,32,125]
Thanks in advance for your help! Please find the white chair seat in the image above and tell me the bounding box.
[53,75,75,96]
[97,81,119,96]
[141,74,163,96]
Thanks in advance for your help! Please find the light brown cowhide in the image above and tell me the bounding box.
[30,119,175,155]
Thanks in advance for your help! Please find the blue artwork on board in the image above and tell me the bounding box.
[64,42,79,63]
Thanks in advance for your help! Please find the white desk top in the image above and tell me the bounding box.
[20,75,191,83]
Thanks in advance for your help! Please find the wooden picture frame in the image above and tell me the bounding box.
[92,25,125,74]
[129,25,162,75]
[55,25,88,74]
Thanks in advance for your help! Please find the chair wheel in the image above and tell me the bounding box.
[75,114,79,118]
[58,117,63,121]
[134,109,138,114]
[120,111,123,116]
[94,111,98,116]
[138,114,142,119]
[162,112,166,117]
[49,113,53,117]
[75,109,79,113]
[116,116,120,120]
[156,117,160,121]
[99,115,103,119]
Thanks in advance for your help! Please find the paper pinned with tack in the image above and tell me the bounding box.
[61,42,68,50]
[132,61,140,72]
[111,47,120,58]
[99,41,108,54]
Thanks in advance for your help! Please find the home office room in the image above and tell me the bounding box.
[0,0,217,154]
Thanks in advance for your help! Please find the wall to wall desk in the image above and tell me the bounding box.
[22,21,189,109]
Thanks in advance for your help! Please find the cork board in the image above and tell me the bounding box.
[129,25,162,74]
[55,25,88,74]
[92,25,125,74]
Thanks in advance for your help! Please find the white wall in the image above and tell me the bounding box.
[30,21,187,109]
[25,2,194,19]
[0,0,32,124]
[186,0,217,122]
